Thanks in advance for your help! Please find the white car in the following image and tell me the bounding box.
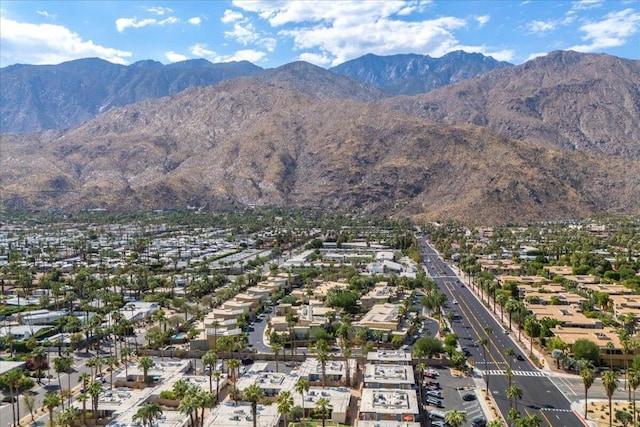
[452,299,458,304]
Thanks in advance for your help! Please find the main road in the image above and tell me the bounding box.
[419,236,585,427]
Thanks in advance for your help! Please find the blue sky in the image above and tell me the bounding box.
[1,0,638,69]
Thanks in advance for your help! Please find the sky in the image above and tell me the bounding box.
[1,0,638,69]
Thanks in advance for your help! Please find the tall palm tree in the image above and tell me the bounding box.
[105,355,117,389]
[201,350,217,394]
[314,397,332,427]
[277,390,294,427]
[602,370,619,427]
[506,384,523,412]
[228,358,240,404]
[580,367,595,420]
[43,392,62,427]
[444,409,467,427]
[295,378,310,421]
[0,367,23,426]
[628,367,639,426]
[478,337,489,392]
[121,347,132,379]
[243,384,265,427]
[196,390,214,427]
[271,342,283,373]
[213,371,223,404]
[32,346,47,384]
[138,356,155,384]
[88,380,104,414]
[178,393,198,427]
[133,402,163,427]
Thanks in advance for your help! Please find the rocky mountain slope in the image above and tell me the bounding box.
[1,51,508,134]
[383,51,640,160]
[0,58,263,133]
[3,60,640,223]
[331,50,512,95]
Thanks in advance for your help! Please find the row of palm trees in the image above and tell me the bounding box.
[581,358,640,427]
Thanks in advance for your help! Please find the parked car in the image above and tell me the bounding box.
[425,397,444,408]
[471,416,487,427]
[462,393,477,401]
[426,390,443,399]
[516,354,525,361]
[425,380,440,388]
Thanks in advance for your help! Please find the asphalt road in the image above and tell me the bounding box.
[419,237,585,427]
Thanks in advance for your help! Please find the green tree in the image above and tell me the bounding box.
[602,370,619,427]
[43,392,62,427]
[444,409,467,427]
[277,390,294,427]
[295,378,310,421]
[615,410,633,427]
[243,384,265,427]
[629,367,640,426]
[228,358,240,404]
[314,397,332,427]
[571,339,600,366]
[202,350,217,394]
[506,385,523,411]
[133,402,163,427]
[580,367,595,419]
[138,356,155,384]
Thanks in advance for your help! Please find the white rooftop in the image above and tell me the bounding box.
[360,389,420,415]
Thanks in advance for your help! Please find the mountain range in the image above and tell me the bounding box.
[1,50,639,223]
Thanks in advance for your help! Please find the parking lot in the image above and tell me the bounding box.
[421,365,486,426]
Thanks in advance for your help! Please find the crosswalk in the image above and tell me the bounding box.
[481,369,547,377]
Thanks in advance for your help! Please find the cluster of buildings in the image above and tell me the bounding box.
[493,265,640,368]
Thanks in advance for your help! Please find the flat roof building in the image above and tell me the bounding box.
[359,389,420,422]
[293,387,351,424]
[363,364,415,389]
[367,350,412,365]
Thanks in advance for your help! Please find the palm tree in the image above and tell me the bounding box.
[133,402,163,427]
[343,347,353,387]
[314,397,332,427]
[32,346,47,384]
[213,371,223,404]
[138,356,155,384]
[121,347,132,379]
[178,393,198,427]
[58,407,80,427]
[202,350,217,394]
[105,355,117,389]
[295,378,310,421]
[478,337,489,392]
[629,367,640,426]
[277,390,294,427]
[580,367,595,420]
[43,392,62,427]
[243,384,265,427]
[444,409,467,427]
[196,390,214,427]
[505,347,516,371]
[228,358,240,404]
[602,370,619,427]
[0,367,23,426]
[88,380,104,414]
[506,384,523,412]
[271,342,283,373]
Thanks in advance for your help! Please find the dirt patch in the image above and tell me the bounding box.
[586,400,637,426]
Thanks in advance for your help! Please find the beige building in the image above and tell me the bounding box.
[299,357,357,386]
[526,305,602,328]
[293,387,351,424]
[367,350,413,366]
[363,363,415,389]
[552,325,640,369]
[359,389,420,422]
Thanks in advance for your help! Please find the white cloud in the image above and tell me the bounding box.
[475,15,490,27]
[233,1,492,66]
[188,17,202,25]
[0,17,132,66]
[115,16,178,32]
[221,9,244,23]
[571,0,603,12]
[298,51,332,66]
[480,49,515,62]
[36,10,57,19]
[144,6,173,16]
[115,17,157,32]
[187,43,266,63]
[569,8,640,52]
[190,43,216,57]
[527,20,556,33]
[165,51,189,62]
[223,18,277,52]
[526,52,549,61]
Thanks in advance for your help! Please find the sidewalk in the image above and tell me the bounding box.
[449,264,552,373]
